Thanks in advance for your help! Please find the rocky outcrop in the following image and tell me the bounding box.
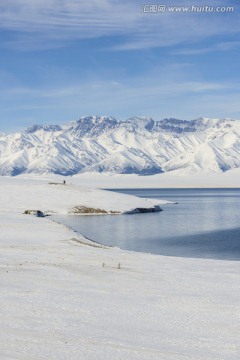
[23,210,45,217]
[124,205,162,214]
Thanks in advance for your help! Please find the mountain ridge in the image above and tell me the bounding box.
[0,116,240,176]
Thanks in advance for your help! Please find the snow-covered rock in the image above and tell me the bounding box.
[1,116,240,175]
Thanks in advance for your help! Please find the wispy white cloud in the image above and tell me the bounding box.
[1,59,231,99]
[1,71,239,133]
[0,0,138,43]
[0,1,239,130]
[2,80,228,100]
[0,63,236,122]
[173,41,240,55]
[0,0,239,51]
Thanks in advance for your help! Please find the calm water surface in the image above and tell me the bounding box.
[57,188,240,260]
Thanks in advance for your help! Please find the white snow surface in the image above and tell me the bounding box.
[0,177,240,360]
[70,168,240,188]
[17,167,240,189]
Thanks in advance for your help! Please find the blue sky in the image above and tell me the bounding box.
[0,0,239,132]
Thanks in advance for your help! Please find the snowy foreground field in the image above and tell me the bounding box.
[0,177,240,360]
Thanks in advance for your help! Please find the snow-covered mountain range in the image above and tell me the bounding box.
[0,116,240,176]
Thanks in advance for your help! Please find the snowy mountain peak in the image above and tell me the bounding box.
[1,116,240,176]
[79,115,118,123]
[25,124,62,133]
[65,115,119,138]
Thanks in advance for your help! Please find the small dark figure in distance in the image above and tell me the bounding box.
[63,180,66,185]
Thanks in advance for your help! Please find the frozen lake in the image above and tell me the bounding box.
[56,188,240,260]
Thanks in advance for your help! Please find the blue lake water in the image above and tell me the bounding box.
[56,188,240,260]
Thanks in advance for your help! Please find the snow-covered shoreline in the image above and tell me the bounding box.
[1,176,240,359]
[0,176,170,216]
